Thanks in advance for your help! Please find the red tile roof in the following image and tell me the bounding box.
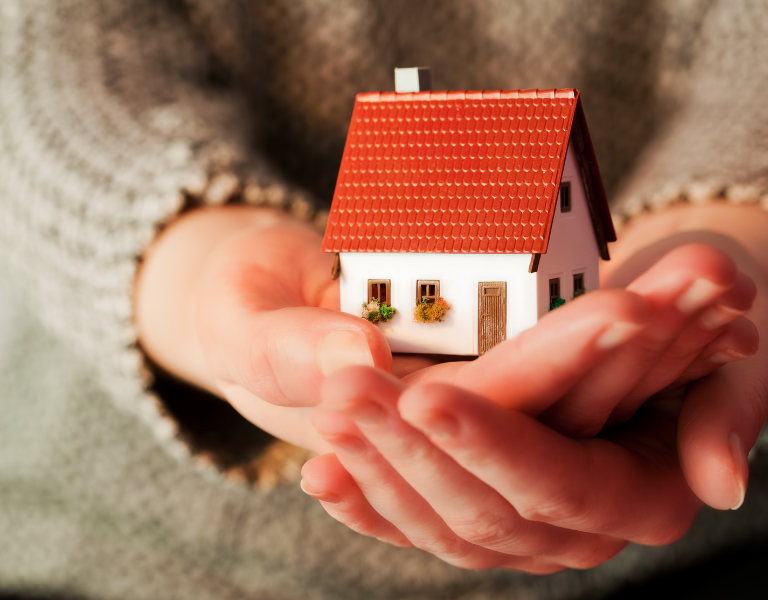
[321,88,615,256]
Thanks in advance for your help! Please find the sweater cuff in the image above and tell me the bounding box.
[133,177,326,486]
[612,179,768,229]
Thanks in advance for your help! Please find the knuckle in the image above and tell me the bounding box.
[562,537,627,570]
[457,445,503,473]
[245,335,268,382]
[518,494,588,526]
[413,534,467,561]
[442,553,504,571]
[630,479,700,546]
[381,435,433,463]
[499,556,565,574]
[336,513,385,538]
[366,469,403,493]
[452,513,524,550]
[244,335,286,402]
[639,517,693,546]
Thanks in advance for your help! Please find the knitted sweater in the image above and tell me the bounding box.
[1,1,768,598]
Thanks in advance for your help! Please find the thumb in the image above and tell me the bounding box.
[199,302,393,407]
[678,356,768,510]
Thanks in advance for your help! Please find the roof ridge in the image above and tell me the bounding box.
[356,88,576,102]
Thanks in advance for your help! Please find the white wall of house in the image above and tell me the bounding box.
[339,252,537,355]
[536,142,601,317]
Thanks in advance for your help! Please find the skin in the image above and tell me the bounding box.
[135,201,766,572]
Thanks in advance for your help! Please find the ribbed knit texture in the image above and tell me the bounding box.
[0,0,315,465]
[0,0,245,451]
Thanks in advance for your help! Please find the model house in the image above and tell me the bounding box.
[321,68,616,355]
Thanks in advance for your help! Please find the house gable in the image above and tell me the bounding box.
[570,100,615,260]
[535,142,601,317]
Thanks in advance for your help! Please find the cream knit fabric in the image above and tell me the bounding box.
[0,0,317,469]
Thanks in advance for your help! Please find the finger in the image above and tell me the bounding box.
[312,408,567,573]
[311,403,568,572]
[218,383,332,453]
[404,289,649,416]
[544,244,738,436]
[399,382,701,545]
[322,367,627,568]
[607,272,757,422]
[312,405,514,570]
[196,224,392,406]
[671,317,759,385]
[698,270,757,328]
[300,453,412,547]
[678,352,768,510]
[391,353,447,378]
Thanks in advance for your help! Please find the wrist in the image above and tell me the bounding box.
[606,201,768,379]
[606,203,768,282]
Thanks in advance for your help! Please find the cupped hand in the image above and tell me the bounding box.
[303,367,700,572]
[137,207,392,450]
[399,245,756,436]
[601,228,768,512]
[300,242,760,571]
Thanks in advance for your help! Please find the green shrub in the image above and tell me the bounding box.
[549,297,566,311]
[413,297,451,323]
[362,298,397,324]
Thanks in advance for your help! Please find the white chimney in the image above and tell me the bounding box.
[394,67,432,93]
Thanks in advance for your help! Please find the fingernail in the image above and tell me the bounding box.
[318,330,374,376]
[403,410,459,440]
[326,433,367,456]
[700,305,746,330]
[300,479,343,504]
[676,279,725,314]
[710,349,750,364]
[728,432,748,510]
[595,321,644,350]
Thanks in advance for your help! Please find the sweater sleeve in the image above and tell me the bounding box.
[608,1,768,454]
[0,0,316,463]
[612,0,768,220]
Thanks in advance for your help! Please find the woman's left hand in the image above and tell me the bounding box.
[301,205,768,571]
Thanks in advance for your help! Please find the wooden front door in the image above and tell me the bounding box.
[478,282,507,355]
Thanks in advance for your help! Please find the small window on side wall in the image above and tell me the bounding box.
[368,279,391,305]
[416,280,440,304]
[559,182,572,213]
[573,273,586,298]
[549,277,564,310]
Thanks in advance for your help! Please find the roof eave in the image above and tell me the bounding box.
[570,97,616,261]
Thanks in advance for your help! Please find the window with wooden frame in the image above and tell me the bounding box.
[416,280,440,304]
[368,279,391,305]
[549,278,561,306]
[573,272,586,297]
[559,182,572,213]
